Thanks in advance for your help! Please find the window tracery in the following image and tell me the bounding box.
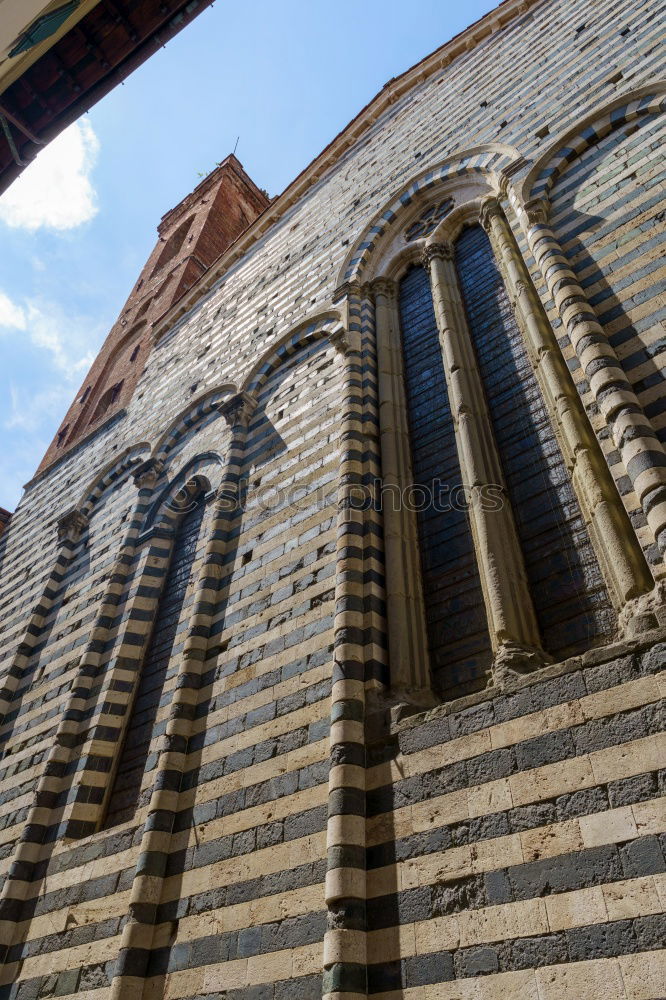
[404,197,454,241]
[364,184,651,696]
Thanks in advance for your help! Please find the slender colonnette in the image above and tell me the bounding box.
[423,240,548,680]
[370,277,432,699]
[480,196,658,627]
[517,195,666,559]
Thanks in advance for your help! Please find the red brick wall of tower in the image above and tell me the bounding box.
[35,154,270,475]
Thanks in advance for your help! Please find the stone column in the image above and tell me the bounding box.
[323,327,367,1000]
[371,276,432,698]
[110,393,255,1000]
[480,197,658,631]
[423,242,549,680]
[518,196,666,561]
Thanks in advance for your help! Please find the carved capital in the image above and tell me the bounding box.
[479,197,503,232]
[370,276,397,303]
[330,327,361,356]
[497,157,529,197]
[522,196,549,226]
[133,457,164,490]
[57,508,89,544]
[421,241,453,270]
[332,279,362,304]
[219,391,257,429]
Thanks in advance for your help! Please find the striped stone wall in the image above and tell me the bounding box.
[0,0,663,997]
[548,112,666,567]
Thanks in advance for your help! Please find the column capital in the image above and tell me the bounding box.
[479,196,503,232]
[218,391,257,429]
[330,327,361,356]
[421,241,454,270]
[332,279,363,303]
[132,457,164,490]
[370,276,397,302]
[57,508,89,544]
[521,196,550,226]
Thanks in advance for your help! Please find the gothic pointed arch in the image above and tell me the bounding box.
[77,442,150,519]
[142,453,224,533]
[515,83,666,567]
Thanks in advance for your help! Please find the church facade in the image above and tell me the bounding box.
[0,0,664,998]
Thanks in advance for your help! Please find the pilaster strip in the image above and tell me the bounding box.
[323,327,368,1000]
[109,394,255,1000]
[359,286,388,694]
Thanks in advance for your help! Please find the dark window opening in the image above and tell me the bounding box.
[454,224,615,658]
[103,499,206,828]
[56,425,69,448]
[91,381,124,424]
[398,266,492,698]
[151,216,195,276]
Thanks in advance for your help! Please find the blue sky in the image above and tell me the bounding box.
[0,0,494,510]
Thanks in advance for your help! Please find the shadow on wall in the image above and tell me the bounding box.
[0,529,91,765]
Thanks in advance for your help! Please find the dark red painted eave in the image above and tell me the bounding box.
[0,0,216,195]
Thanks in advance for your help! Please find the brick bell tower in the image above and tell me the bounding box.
[36,154,270,474]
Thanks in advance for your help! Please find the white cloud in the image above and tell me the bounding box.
[23,300,96,376]
[5,382,73,433]
[0,290,26,329]
[0,119,100,231]
[0,288,98,377]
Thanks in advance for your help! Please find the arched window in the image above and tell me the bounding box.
[393,220,616,696]
[103,495,206,828]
